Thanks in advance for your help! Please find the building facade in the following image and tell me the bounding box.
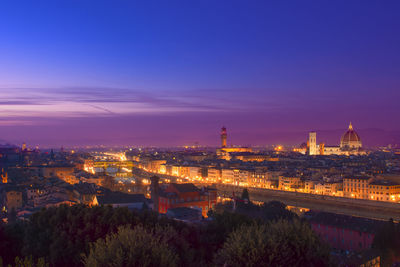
[368,180,400,202]
[304,123,364,156]
[343,177,372,199]
[157,183,217,217]
[278,176,302,191]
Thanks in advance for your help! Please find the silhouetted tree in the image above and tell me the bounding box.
[8,208,17,224]
[215,219,331,267]
[259,201,297,222]
[241,188,250,201]
[372,218,400,266]
[0,203,330,267]
[0,221,25,265]
[83,225,179,267]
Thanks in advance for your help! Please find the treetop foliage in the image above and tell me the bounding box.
[0,201,332,267]
[83,225,179,267]
[215,220,331,267]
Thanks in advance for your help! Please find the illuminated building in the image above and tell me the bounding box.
[159,164,167,174]
[249,169,271,187]
[314,182,342,196]
[156,183,217,217]
[233,169,250,186]
[303,122,365,156]
[218,146,253,153]
[309,132,317,155]
[343,177,372,199]
[73,183,98,206]
[368,180,400,201]
[3,189,23,211]
[216,126,252,159]
[278,176,302,191]
[188,166,201,180]
[340,122,362,149]
[207,168,221,182]
[304,180,316,193]
[221,169,234,184]
[293,143,307,154]
[171,165,180,176]
[221,126,227,148]
[323,145,341,155]
[233,153,278,162]
[179,166,190,178]
[1,169,7,184]
[148,160,167,173]
[90,160,134,171]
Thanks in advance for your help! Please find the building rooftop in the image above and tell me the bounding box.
[370,179,400,186]
[169,183,200,193]
[344,177,371,180]
[73,183,97,195]
[97,192,148,205]
[305,211,385,234]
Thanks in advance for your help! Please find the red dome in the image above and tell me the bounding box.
[341,130,361,143]
[340,122,362,148]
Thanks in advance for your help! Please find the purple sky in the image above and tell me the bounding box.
[0,1,399,147]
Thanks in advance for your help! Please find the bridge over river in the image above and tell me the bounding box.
[215,184,400,221]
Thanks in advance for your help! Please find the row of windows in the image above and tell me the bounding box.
[251,175,266,178]
[345,183,400,190]
[370,185,393,189]
[370,192,389,195]
[344,188,366,192]
[346,184,367,188]
[373,197,388,201]
[344,179,368,183]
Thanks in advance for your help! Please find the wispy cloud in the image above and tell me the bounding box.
[0,87,307,127]
[0,87,223,120]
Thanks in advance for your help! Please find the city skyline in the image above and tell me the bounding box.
[0,1,399,147]
[2,2,400,266]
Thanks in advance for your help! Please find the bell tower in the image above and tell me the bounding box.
[221,127,227,148]
[309,132,317,155]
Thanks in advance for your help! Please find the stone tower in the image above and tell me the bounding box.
[221,126,227,148]
[309,132,317,155]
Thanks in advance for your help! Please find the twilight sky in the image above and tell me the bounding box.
[0,1,399,147]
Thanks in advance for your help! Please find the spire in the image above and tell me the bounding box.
[349,122,353,130]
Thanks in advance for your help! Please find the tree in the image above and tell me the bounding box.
[14,256,48,267]
[259,201,297,222]
[8,208,17,224]
[241,188,250,201]
[83,225,179,267]
[21,205,139,266]
[214,219,331,267]
[0,221,25,265]
[372,219,400,266]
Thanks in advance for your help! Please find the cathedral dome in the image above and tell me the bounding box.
[340,122,362,149]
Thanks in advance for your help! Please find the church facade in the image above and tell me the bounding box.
[307,122,365,156]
